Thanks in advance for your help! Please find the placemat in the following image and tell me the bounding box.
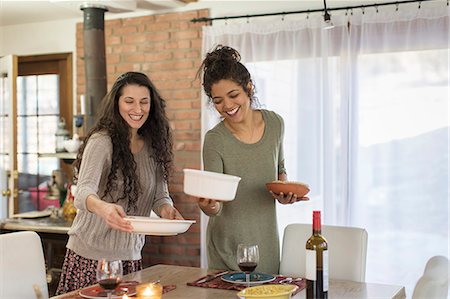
[57,281,176,298]
[187,271,306,295]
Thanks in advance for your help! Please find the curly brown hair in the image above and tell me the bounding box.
[73,72,173,212]
[198,45,259,107]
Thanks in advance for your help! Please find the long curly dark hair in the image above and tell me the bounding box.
[73,72,173,212]
[198,45,259,107]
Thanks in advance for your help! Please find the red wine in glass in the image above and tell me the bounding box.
[98,278,121,290]
[238,262,257,273]
[237,244,259,286]
[96,259,123,299]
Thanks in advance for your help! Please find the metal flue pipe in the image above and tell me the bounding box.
[80,4,108,131]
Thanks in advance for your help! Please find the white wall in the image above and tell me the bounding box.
[0,1,314,56]
[0,18,79,104]
[0,0,310,100]
[0,18,78,56]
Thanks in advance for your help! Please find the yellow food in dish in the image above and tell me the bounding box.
[237,284,298,298]
[246,285,292,294]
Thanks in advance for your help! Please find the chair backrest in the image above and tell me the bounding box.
[0,231,49,299]
[279,223,368,282]
[412,255,449,299]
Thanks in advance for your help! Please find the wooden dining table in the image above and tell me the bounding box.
[50,264,406,299]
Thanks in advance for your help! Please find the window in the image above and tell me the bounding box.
[16,53,73,213]
[245,48,448,295]
[352,49,448,291]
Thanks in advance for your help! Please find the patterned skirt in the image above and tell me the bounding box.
[55,248,142,295]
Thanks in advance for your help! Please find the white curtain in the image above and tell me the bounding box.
[200,4,449,296]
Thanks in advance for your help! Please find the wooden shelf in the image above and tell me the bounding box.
[38,152,77,160]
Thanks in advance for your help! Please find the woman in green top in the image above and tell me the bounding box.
[198,45,308,274]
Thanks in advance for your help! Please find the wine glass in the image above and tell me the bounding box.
[96,259,123,299]
[237,244,259,286]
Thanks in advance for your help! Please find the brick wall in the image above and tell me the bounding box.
[76,9,209,267]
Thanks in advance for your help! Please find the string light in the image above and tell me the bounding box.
[323,0,335,30]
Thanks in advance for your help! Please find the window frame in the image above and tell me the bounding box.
[14,53,73,213]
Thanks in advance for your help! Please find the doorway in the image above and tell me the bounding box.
[15,53,72,214]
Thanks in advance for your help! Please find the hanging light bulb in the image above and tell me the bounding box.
[323,0,335,30]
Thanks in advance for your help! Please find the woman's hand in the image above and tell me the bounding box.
[269,191,309,205]
[271,174,309,204]
[97,202,134,232]
[86,194,133,232]
[159,204,184,220]
[198,198,220,216]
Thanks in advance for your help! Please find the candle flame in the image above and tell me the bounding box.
[142,286,155,296]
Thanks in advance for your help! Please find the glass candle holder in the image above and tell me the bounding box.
[136,282,163,299]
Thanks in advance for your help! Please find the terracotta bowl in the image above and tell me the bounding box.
[265,181,310,197]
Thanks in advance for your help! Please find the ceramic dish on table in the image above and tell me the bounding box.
[265,181,310,198]
[236,284,298,299]
[183,169,241,201]
[79,283,137,298]
[221,272,276,285]
[124,216,195,236]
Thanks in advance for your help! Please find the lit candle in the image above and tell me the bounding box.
[137,282,163,299]
[80,94,86,115]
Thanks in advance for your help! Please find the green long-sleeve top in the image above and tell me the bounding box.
[202,109,286,275]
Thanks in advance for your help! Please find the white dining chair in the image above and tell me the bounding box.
[0,231,49,299]
[279,223,368,282]
[412,255,449,299]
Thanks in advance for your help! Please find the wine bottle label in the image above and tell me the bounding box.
[305,249,317,280]
[323,250,329,292]
[306,249,329,292]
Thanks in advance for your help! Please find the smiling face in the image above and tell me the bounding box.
[118,84,151,131]
[211,79,252,124]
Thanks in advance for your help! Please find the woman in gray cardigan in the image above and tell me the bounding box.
[56,72,183,294]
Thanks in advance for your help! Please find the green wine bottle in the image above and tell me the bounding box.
[306,210,328,299]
